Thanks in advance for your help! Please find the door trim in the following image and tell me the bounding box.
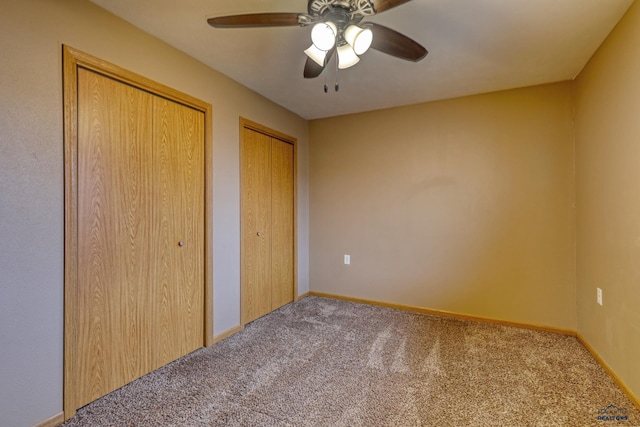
[239,118,298,326]
[62,45,213,420]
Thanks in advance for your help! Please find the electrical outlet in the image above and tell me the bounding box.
[597,287,603,306]
[344,254,350,265]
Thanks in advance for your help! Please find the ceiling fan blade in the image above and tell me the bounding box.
[371,0,413,14]
[303,47,335,79]
[369,23,428,62]
[207,13,303,28]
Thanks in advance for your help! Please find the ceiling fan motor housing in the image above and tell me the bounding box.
[325,9,356,35]
[308,0,376,21]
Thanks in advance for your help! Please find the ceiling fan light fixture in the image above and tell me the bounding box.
[206,1,429,83]
[344,25,373,55]
[337,43,360,69]
[304,44,327,67]
[311,21,337,51]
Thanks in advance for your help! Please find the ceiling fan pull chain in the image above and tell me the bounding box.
[323,67,328,93]
[335,53,340,92]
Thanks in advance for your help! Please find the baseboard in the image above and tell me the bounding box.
[308,291,577,336]
[33,411,64,427]
[577,333,640,411]
[211,324,244,345]
[295,291,310,301]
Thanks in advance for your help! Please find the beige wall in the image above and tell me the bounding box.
[0,1,308,425]
[575,0,640,402]
[310,82,576,330]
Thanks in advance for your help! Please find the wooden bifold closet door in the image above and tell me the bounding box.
[75,68,204,409]
[241,123,295,324]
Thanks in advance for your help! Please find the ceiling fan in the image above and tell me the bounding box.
[207,0,428,85]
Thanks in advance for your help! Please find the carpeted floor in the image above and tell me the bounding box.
[60,296,639,426]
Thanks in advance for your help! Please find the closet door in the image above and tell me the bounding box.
[241,128,273,323]
[75,68,204,409]
[77,68,154,406]
[152,97,204,368]
[271,139,294,310]
[241,124,294,324]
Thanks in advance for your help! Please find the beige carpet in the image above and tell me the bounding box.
[60,296,639,426]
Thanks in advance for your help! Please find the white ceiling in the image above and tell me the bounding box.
[90,0,634,120]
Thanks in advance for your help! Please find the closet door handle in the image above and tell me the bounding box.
[257,232,263,237]
[178,241,185,247]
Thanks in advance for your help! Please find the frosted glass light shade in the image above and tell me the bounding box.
[344,25,373,55]
[311,22,337,51]
[337,44,360,69]
[304,44,327,66]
